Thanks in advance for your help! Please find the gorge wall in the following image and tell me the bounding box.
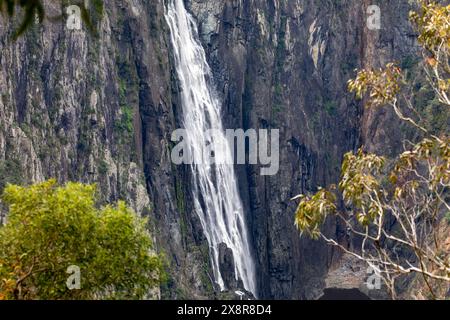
[0,0,418,299]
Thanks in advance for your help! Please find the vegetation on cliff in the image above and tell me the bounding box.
[0,180,164,300]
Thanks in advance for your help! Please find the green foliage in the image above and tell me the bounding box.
[0,158,23,191]
[410,2,450,103]
[340,149,386,226]
[294,188,337,239]
[0,0,103,38]
[424,98,450,134]
[390,137,450,192]
[0,180,164,300]
[115,106,134,135]
[410,1,450,52]
[348,63,402,107]
[115,58,138,143]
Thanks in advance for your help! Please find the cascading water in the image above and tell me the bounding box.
[165,0,257,296]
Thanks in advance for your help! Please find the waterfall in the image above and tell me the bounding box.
[165,0,257,296]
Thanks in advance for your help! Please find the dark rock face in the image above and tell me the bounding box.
[0,0,418,299]
[218,243,240,290]
[217,242,256,300]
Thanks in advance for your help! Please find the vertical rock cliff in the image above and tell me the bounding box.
[0,0,418,299]
[187,0,418,299]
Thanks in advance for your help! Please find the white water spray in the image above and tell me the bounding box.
[165,0,257,296]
